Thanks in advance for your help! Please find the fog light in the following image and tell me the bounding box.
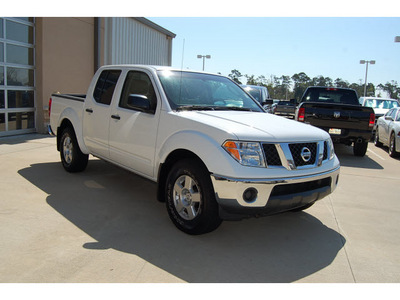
[243,188,258,203]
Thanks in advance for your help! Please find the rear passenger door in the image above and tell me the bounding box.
[83,69,121,159]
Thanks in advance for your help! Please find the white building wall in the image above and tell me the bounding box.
[104,18,172,66]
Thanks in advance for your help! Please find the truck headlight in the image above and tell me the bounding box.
[327,138,335,160]
[222,141,265,167]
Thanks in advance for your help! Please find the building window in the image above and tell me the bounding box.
[0,17,35,136]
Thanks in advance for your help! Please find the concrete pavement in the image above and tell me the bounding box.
[0,133,399,283]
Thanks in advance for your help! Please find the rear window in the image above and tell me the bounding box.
[278,101,294,106]
[364,99,399,109]
[303,88,359,105]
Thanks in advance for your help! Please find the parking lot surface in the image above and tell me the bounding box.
[0,133,399,283]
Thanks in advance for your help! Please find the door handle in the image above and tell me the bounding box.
[85,108,93,113]
[111,114,121,120]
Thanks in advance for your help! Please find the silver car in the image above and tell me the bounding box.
[374,107,400,157]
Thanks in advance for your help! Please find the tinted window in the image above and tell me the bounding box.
[303,88,359,105]
[120,71,157,112]
[396,110,400,122]
[7,67,34,86]
[389,109,397,119]
[6,20,33,44]
[158,71,262,112]
[93,70,121,105]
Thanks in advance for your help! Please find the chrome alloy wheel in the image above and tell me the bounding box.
[173,175,201,220]
[63,136,73,164]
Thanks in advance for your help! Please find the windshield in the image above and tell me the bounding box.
[364,99,399,109]
[157,70,263,112]
[303,88,359,105]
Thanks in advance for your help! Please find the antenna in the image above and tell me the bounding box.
[181,38,185,70]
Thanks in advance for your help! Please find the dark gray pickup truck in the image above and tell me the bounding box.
[295,87,375,156]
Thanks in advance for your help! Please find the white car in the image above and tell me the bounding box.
[359,97,399,131]
[374,107,400,157]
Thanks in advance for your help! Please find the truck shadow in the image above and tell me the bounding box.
[18,159,345,283]
[334,143,383,169]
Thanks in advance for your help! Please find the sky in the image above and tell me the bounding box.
[4,0,400,89]
[148,17,400,88]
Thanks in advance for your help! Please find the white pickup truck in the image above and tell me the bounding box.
[49,65,340,235]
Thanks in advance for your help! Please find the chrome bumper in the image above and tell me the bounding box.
[211,166,340,220]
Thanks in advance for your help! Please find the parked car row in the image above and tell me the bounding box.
[239,84,399,159]
[374,107,400,157]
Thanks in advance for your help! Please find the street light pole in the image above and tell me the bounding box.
[197,55,211,71]
[360,60,376,97]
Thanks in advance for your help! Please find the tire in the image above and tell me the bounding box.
[374,127,383,147]
[353,141,368,157]
[60,127,89,172]
[389,132,399,158]
[165,158,222,235]
[291,201,315,212]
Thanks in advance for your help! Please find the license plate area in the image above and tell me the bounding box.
[329,128,341,135]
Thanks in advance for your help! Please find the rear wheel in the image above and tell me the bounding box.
[165,159,222,235]
[389,132,399,158]
[60,127,88,172]
[353,141,368,157]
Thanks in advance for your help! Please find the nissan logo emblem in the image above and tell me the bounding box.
[301,147,312,162]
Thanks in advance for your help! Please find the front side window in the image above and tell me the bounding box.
[157,71,263,112]
[93,70,121,105]
[395,109,400,121]
[119,71,157,113]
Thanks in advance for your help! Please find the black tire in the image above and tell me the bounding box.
[165,158,222,235]
[353,141,368,157]
[389,132,399,158]
[59,127,89,172]
[291,201,315,212]
[374,127,383,147]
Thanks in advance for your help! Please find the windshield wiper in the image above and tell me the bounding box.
[176,105,254,112]
[220,106,253,111]
[176,105,216,111]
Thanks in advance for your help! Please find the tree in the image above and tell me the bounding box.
[312,75,333,87]
[334,78,349,88]
[244,74,257,85]
[228,69,243,84]
[292,72,311,100]
[377,81,400,99]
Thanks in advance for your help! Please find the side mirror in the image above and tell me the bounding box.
[127,94,154,113]
[385,115,394,121]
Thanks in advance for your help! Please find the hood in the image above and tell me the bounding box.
[177,111,329,142]
[373,108,389,117]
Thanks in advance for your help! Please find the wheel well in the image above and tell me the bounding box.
[156,149,209,202]
[56,119,74,151]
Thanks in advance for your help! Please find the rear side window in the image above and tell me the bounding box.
[93,70,121,105]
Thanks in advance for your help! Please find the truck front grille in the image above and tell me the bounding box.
[262,140,330,170]
[288,142,317,166]
[262,144,282,166]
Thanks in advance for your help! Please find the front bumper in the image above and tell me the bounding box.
[211,166,340,220]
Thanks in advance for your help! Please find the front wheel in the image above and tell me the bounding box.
[353,141,368,157]
[165,159,222,235]
[59,127,88,172]
[374,127,383,147]
[389,133,399,158]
